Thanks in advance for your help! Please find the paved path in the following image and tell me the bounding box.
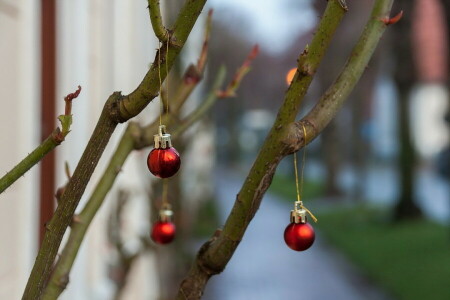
[202,169,393,300]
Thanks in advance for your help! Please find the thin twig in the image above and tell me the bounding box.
[197,9,213,72]
[217,45,259,98]
[173,66,226,137]
[0,86,81,194]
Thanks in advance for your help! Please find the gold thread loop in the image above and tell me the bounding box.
[293,152,301,203]
[162,178,169,206]
[293,123,318,223]
[165,38,170,114]
[158,42,163,126]
[301,203,318,223]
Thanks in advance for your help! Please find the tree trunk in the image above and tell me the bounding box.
[394,85,422,219]
[392,0,423,220]
[322,121,343,197]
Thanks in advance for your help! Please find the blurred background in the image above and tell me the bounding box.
[0,0,448,299]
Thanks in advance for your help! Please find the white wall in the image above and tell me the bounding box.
[0,0,40,298]
[56,1,160,299]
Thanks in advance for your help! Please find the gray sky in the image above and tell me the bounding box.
[208,0,316,54]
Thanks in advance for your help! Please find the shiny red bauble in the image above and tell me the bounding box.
[284,222,315,251]
[147,147,181,178]
[151,221,176,244]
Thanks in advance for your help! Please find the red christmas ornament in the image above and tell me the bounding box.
[151,221,176,244]
[147,125,181,178]
[284,222,315,251]
[284,201,315,251]
[148,147,181,178]
[151,207,176,244]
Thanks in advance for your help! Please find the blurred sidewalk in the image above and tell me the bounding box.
[202,168,393,300]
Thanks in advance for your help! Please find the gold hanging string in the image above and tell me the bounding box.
[294,152,301,203]
[165,38,170,114]
[158,42,163,126]
[300,124,307,197]
[162,178,169,207]
[293,123,318,223]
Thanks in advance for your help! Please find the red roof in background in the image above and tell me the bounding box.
[412,0,448,83]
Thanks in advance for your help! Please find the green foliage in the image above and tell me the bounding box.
[192,198,220,238]
[268,173,324,201]
[316,207,450,300]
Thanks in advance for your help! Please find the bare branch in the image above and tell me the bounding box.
[148,0,169,42]
[0,86,81,194]
[197,9,213,72]
[217,45,259,98]
[285,0,396,153]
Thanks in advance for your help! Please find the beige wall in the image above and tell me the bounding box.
[56,1,160,299]
[0,0,40,298]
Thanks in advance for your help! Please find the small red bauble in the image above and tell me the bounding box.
[148,125,181,178]
[284,222,315,251]
[147,147,181,178]
[151,221,176,244]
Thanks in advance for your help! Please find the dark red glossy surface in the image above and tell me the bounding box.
[151,221,176,244]
[284,222,315,251]
[147,147,181,178]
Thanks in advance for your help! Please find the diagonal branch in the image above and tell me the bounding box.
[41,12,237,297]
[41,38,255,298]
[41,68,227,300]
[176,0,395,299]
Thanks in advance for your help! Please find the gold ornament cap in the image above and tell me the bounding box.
[290,201,307,224]
[159,206,173,222]
[154,125,172,149]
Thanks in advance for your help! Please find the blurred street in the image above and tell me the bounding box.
[202,168,394,300]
